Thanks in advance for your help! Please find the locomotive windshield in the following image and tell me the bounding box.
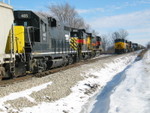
[14,11,41,42]
[70,30,84,39]
[14,20,31,27]
[70,32,78,37]
[115,39,125,43]
[96,36,101,41]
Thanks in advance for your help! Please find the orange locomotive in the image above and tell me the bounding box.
[70,28,102,59]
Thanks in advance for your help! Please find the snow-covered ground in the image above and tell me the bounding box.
[0,51,147,113]
[108,50,150,113]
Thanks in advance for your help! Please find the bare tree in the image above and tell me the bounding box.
[118,29,128,39]
[36,11,51,18]
[47,3,86,29]
[92,30,99,36]
[72,17,85,28]
[101,35,108,51]
[112,31,120,40]
[147,42,150,49]
[112,29,128,40]
[101,34,113,51]
[84,24,91,32]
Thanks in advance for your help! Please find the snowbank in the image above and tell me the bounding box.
[108,50,150,113]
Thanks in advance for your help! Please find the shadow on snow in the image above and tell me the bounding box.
[90,56,140,113]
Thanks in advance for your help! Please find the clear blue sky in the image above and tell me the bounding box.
[11,0,150,46]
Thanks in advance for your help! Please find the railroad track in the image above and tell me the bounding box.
[0,75,32,87]
[0,55,113,87]
[0,49,147,87]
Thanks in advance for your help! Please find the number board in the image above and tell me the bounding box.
[18,13,31,19]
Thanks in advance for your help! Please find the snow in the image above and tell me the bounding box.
[1,50,148,113]
[0,82,52,112]
[108,50,150,113]
[19,53,137,113]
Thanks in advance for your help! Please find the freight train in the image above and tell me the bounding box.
[0,10,102,80]
[114,38,144,54]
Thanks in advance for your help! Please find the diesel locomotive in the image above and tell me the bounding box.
[114,38,144,54]
[0,10,102,80]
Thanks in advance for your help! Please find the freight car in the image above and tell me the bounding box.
[0,2,14,80]
[1,10,102,80]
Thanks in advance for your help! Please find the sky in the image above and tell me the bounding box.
[9,0,150,46]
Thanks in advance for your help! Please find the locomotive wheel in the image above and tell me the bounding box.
[0,67,5,81]
[62,57,68,67]
[68,56,74,65]
[0,74,2,81]
[29,59,47,73]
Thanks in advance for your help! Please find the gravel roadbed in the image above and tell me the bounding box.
[0,52,138,112]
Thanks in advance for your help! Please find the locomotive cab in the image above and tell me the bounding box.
[114,39,127,54]
[70,29,87,60]
[86,33,92,50]
[70,29,86,44]
[96,36,101,49]
[14,11,50,53]
[70,29,86,50]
